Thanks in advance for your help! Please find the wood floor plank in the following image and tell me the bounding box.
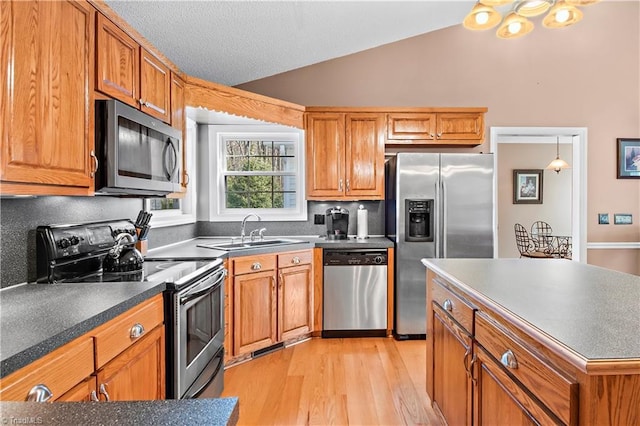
[219,337,443,426]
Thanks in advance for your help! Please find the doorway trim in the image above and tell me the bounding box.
[490,127,587,262]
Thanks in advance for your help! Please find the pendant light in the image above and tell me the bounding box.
[547,136,570,173]
[464,2,503,31]
[543,0,583,28]
[496,12,534,39]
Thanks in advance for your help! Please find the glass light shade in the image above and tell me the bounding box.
[481,0,514,5]
[565,0,600,5]
[543,1,584,27]
[547,157,571,173]
[496,12,534,38]
[463,3,502,30]
[514,0,553,17]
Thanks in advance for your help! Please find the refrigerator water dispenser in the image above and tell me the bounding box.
[405,199,433,242]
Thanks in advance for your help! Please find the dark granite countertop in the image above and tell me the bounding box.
[422,258,640,361]
[0,398,239,425]
[145,235,394,260]
[0,281,166,378]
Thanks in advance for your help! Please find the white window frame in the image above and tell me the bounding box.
[201,124,307,222]
[145,118,198,228]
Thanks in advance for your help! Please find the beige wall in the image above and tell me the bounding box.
[238,1,640,274]
[498,143,572,258]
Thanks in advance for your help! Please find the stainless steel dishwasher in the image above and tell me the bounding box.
[322,249,388,337]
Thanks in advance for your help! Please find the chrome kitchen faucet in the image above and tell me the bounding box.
[240,214,261,243]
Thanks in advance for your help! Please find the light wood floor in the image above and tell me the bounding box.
[220,337,443,425]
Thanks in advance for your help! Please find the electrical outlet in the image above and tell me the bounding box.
[314,214,325,225]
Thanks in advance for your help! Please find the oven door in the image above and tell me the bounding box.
[174,267,225,399]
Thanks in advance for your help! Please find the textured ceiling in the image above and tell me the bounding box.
[104,1,475,87]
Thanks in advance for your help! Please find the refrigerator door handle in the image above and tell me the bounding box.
[435,180,441,258]
[442,179,447,258]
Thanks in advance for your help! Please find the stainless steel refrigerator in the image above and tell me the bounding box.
[385,153,494,338]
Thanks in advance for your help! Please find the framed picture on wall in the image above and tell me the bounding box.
[513,169,543,204]
[617,138,640,179]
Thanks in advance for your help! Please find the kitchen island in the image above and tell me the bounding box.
[422,258,640,426]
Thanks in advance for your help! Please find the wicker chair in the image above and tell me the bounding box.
[515,223,553,258]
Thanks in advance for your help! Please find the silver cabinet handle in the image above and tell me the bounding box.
[429,133,435,138]
[338,179,343,192]
[346,179,350,192]
[278,272,284,289]
[292,256,301,264]
[443,299,453,312]
[437,132,442,138]
[27,384,53,402]
[500,349,518,369]
[90,150,99,177]
[251,262,262,271]
[99,383,110,401]
[90,390,99,402]
[130,323,145,339]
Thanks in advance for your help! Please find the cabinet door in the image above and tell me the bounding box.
[344,113,385,199]
[305,113,345,198]
[95,325,165,401]
[55,377,97,402]
[432,304,472,426]
[474,346,558,426]
[96,13,139,108]
[233,270,277,355]
[386,113,436,141]
[436,112,484,143]
[278,263,312,341]
[140,48,170,122]
[170,72,187,191]
[1,0,95,195]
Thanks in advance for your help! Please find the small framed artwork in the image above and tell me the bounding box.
[513,169,543,204]
[614,214,633,225]
[598,213,610,225]
[617,138,640,179]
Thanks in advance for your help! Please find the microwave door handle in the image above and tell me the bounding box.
[163,139,178,181]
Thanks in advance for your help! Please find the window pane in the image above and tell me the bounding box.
[150,198,180,210]
[225,175,296,209]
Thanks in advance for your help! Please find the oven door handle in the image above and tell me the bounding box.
[179,269,226,305]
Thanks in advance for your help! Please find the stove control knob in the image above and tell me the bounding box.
[374,256,384,265]
[58,238,71,249]
[70,236,80,245]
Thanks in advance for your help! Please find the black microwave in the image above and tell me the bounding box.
[95,99,182,196]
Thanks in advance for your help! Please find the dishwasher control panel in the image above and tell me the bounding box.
[323,249,388,266]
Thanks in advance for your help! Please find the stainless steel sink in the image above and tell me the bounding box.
[196,238,307,251]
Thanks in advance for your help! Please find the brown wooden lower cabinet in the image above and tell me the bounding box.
[0,295,165,403]
[95,325,165,401]
[431,303,472,426]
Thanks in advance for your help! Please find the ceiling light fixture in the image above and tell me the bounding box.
[463,0,600,39]
[547,136,570,173]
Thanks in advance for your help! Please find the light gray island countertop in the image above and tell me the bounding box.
[421,258,640,361]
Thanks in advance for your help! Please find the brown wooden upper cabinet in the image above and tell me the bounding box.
[1,0,96,196]
[386,109,487,145]
[305,111,385,200]
[96,14,171,123]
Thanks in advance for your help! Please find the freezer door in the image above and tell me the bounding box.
[440,154,494,258]
[394,153,439,336]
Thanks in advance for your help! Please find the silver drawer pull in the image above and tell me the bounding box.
[443,299,453,312]
[90,390,99,402]
[27,384,52,402]
[501,349,519,369]
[251,262,262,271]
[292,256,301,264]
[130,323,145,339]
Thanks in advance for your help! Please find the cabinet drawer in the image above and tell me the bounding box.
[475,312,577,425]
[93,294,164,369]
[234,254,277,275]
[430,277,474,333]
[278,250,312,267]
[0,336,94,402]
